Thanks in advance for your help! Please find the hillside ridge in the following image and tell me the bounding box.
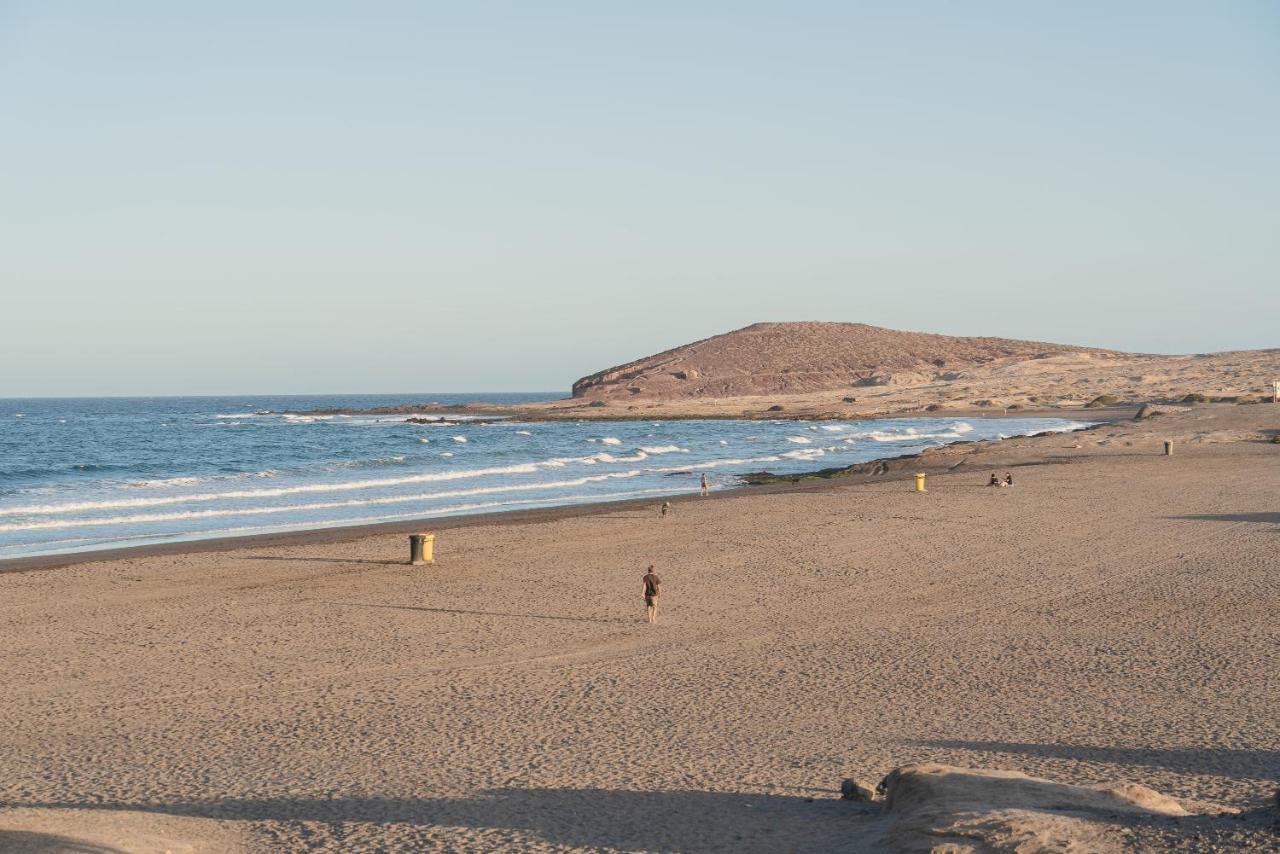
[571,321,1122,400]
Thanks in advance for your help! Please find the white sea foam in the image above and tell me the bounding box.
[593,451,649,463]
[0,471,650,533]
[645,455,782,473]
[0,460,581,517]
[781,448,826,460]
[129,476,205,489]
[451,436,467,443]
[863,431,962,442]
[786,436,812,444]
[321,455,409,470]
[440,452,454,457]
[592,437,623,445]
[638,446,688,454]
[127,469,281,489]
[419,438,430,443]
[1040,421,1090,433]
[145,487,679,541]
[839,425,969,443]
[515,430,532,436]
[342,417,411,426]
[820,425,847,432]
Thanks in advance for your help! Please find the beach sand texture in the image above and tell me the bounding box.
[1,405,1277,851]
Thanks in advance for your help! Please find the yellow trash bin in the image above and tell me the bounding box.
[914,472,926,493]
[409,533,435,565]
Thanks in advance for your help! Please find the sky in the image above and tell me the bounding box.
[1,2,1277,396]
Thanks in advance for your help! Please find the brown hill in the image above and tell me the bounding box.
[571,322,1120,400]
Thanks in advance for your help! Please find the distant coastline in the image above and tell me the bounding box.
[288,400,1139,423]
[289,321,1276,423]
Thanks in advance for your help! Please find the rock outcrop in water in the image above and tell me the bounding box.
[571,322,1117,400]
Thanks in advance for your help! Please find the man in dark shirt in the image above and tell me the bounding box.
[642,565,662,624]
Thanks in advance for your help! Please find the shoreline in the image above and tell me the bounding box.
[0,411,1124,575]
[2,402,1275,851]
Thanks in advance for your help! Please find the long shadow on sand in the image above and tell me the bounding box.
[0,830,124,853]
[1167,512,1280,527]
[915,740,1280,781]
[245,556,405,566]
[331,602,631,625]
[1,790,872,852]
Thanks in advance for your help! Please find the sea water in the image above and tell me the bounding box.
[0,394,1088,560]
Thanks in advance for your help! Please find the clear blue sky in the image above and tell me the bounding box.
[2,2,1276,396]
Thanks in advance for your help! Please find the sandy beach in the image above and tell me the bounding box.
[1,404,1277,851]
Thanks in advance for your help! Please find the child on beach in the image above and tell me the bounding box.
[700,473,709,496]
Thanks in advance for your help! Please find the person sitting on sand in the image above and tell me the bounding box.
[988,473,1000,487]
[700,473,710,496]
[1004,473,1014,487]
[642,565,662,624]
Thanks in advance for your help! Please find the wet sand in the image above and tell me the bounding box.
[1,404,1277,851]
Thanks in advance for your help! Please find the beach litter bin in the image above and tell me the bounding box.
[914,472,926,493]
[1164,441,1173,456]
[409,533,435,565]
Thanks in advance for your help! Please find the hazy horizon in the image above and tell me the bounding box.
[0,314,1275,400]
[3,3,1277,396]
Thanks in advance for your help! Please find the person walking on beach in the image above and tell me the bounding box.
[700,473,710,496]
[642,565,662,624]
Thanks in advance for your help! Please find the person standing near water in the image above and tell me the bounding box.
[700,473,709,496]
[642,565,662,623]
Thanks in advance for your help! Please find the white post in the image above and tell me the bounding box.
[1274,380,1279,403]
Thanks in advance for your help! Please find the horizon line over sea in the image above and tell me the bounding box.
[0,394,1091,561]
[0,391,566,403]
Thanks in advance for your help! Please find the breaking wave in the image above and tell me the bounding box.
[0,407,1092,559]
[0,471,650,533]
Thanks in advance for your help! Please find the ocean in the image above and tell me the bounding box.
[0,394,1088,560]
